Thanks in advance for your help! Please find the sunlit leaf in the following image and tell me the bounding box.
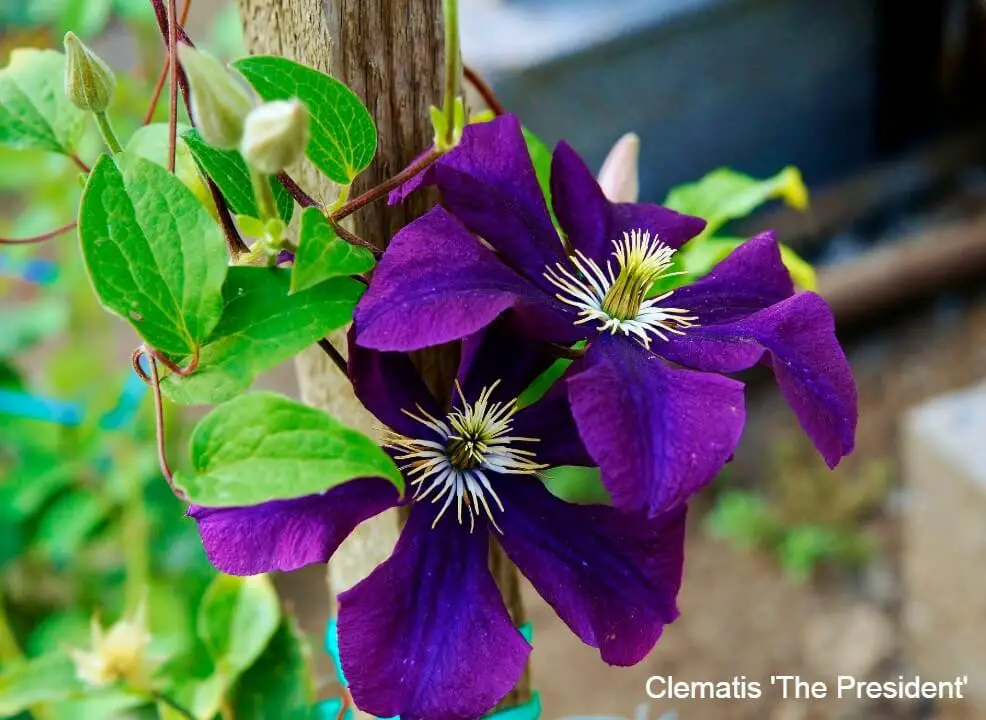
[174,392,403,506]
[233,56,376,184]
[78,153,228,356]
[0,49,86,155]
[291,206,374,294]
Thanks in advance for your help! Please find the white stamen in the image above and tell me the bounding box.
[544,229,698,349]
[385,381,545,531]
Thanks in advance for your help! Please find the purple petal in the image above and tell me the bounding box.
[355,206,572,351]
[550,142,705,264]
[656,232,796,372]
[512,385,594,468]
[568,336,745,516]
[188,478,399,576]
[673,293,856,467]
[404,114,566,282]
[338,504,529,720]
[387,147,437,205]
[652,237,856,466]
[348,333,443,438]
[496,475,686,665]
[457,320,558,401]
[665,232,795,327]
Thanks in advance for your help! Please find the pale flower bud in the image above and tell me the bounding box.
[63,32,116,113]
[69,602,153,688]
[240,99,310,174]
[597,132,640,203]
[178,44,253,150]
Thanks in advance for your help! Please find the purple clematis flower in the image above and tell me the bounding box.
[188,328,687,720]
[355,113,857,517]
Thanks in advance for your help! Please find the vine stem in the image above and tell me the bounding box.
[166,0,179,172]
[317,337,349,375]
[72,155,91,173]
[331,147,443,222]
[144,0,191,125]
[147,0,248,258]
[138,348,187,502]
[0,222,77,245]
[442,0,460,146]
[95,111,123,154]
[464,65,505,116]
[275,172,319,208]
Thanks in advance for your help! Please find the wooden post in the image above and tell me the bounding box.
[236,0,531,711]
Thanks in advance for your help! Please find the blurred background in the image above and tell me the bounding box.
[3,1,986,718]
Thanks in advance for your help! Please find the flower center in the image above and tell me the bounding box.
[544,229,698,349]
[385,382,545,532]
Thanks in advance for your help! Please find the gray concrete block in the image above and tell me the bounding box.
[902,382,986,714]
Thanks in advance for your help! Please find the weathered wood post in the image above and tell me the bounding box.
[236,0,531,710]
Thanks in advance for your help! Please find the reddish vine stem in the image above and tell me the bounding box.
[317,337,349,376]
[136,347,188,502]
[210,180,251,257]
[0,221,77,245]
[166,0,179,172]
[144,0,191,125]
[330,219,381,256]
[464,65,506,116]
[72,155,91,173]
[275,172,319,208]
[331,147,443,222]
[146,0,247,258]
[334,688,353,720]
[130,346,199,383]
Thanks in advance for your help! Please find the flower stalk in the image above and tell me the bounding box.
[94,112,124,154]
[442,0,460,147]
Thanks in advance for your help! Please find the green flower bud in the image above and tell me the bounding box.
[177,44,253,150]
[63,32,116,113]
[240,99,310,174]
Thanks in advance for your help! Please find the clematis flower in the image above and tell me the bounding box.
[355,113,856,517]
[188,328,687,720]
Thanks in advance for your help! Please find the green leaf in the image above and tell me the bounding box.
[174,391,403,506]
[198,574,280,676]
[125,123,216,213]
[232,56,376,184]
[663,166,808,237]
[516,340,583,409]
[543,466,610,505]
[231,617,314,720]
[291,206,374,294]
[0,653,84,716]
[679,236,817,290]
[160,267,363,405]
[182,127,293,223]
[522,127,553,213]
[78,152,228,356]
[0,49,86,155]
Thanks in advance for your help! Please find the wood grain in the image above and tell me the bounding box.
[237,0,531,710]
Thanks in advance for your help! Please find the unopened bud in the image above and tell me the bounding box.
[69,601,153,688]
[597,132,640,203]
[63,32,116,113]
[178,44,253,150]
[240,99,309,174]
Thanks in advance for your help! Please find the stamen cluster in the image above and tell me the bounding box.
[385,382,545,531]
[544,229,698,348]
